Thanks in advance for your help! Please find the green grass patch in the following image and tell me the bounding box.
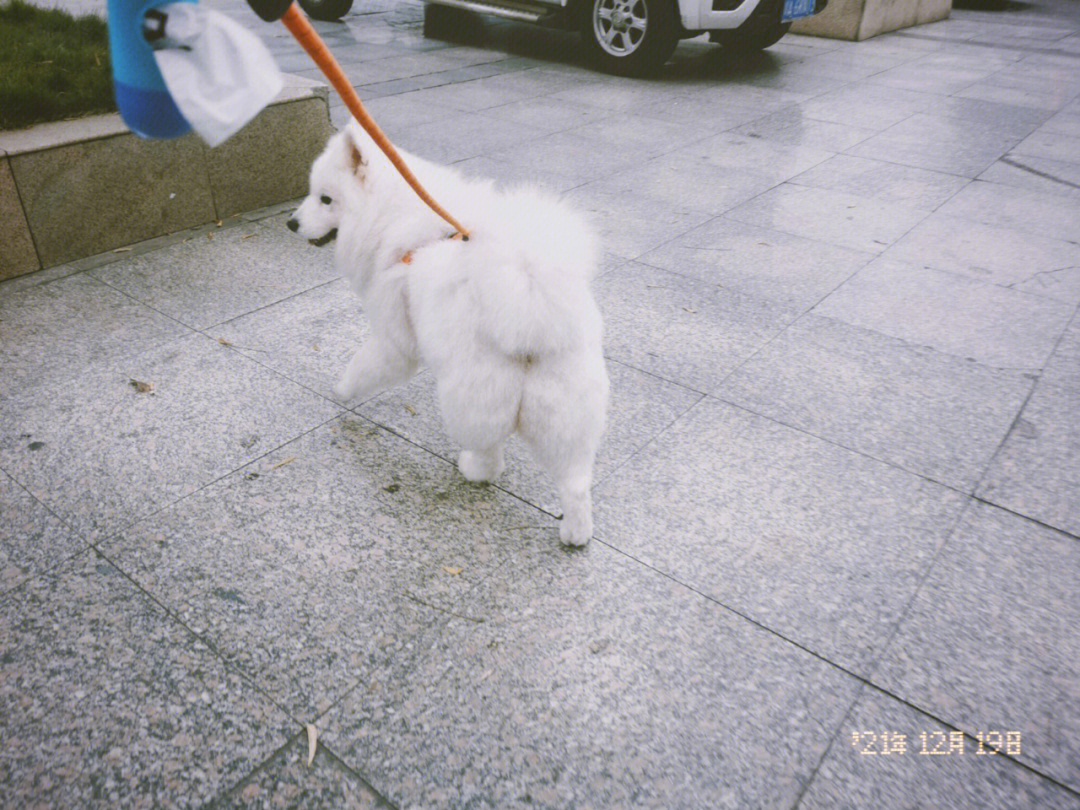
[0,0,115,130]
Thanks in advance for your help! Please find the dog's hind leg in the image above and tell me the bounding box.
[335,337,418,401]
[518,361,608,547]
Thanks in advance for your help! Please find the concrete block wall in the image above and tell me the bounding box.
[791,0,951,40]
[0,75,331,281]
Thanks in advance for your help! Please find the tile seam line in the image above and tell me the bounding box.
[202,727,401,810]
[0,467,96,601]
[789,681,871,810]
[591,525,1080,802]
[969,302,1080,498]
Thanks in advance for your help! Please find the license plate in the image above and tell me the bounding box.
[781,0,816,21]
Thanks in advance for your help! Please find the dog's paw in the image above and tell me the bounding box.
[559,514,593,548]
[333,377,356,401]
[458,450,505,483]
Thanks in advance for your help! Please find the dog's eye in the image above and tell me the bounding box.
[320,195,332,205]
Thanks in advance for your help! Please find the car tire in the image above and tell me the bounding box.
[710,20,791,52]
[298,0,353,21]
[580,0,679,77]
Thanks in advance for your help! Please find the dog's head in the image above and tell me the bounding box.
[287,124,373,247]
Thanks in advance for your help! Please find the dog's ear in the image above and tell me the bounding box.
[343,128,366,175]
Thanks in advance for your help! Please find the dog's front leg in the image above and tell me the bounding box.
[335,338,418,401]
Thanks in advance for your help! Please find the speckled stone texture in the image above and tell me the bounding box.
[0,334,341,539]
[0,473,82,597]
[321,540,862,809]
[89,214,341,330]
[0,551,294,808]
[593,397,966,674]
[0,156,39,281]
[873,503,1080,792]
[800,687,1080,810]
[99,416,556,717]
[594,262,799,392]
[720,314,1036,492]
[3,0,1080,805]
[210,734,390,809]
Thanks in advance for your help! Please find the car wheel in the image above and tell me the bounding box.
[580,0,678,77]
[298,0,353,21]
[710,20,791,52]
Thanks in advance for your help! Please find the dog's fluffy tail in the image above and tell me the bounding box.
[471,189,602,357]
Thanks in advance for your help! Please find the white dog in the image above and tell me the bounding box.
[287,121,609,546]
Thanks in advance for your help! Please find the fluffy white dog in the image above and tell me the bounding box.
[287,122,609,546]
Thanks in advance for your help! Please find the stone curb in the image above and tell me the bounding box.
[0,74,332,281]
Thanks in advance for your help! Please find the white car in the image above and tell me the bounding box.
[424,0,826,75]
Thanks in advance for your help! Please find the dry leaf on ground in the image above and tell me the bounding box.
[129,379,154,394]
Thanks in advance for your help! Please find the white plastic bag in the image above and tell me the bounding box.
[149,3,283,147]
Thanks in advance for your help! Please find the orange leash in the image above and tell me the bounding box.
[280,3,470,241]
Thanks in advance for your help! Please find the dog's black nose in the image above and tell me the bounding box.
[286,218,299,232]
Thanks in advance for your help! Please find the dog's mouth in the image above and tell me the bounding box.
[309,228,338,247]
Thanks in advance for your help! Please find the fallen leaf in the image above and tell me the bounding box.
[758,241,771,246]
[242,233,257,240]
[683,306,697,314]
[217,337,233,347]
[404,403,417,415]
[443,566,462,576]
[112,247,132,253]
[311,344,321,352]
[269,457,296,470]
[305,724,317,766]
[129,379,154,394]
[215,220,223,227]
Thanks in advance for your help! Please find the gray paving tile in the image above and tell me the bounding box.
[587,149,778,217]
[214,280,369,404]
[593,398,966,674]
[99,416,553,717]
[790,154,971,210]
[0,273,191,399]
[918,95,1052,141]
[874,502,1080,792]
[977,382,1080,536]
[1043,110,1080,137]
[595,262,800,391]
[801,686,1080,810]
[867,61,1001,96]
[450,154,583,194]
[559,181,713,260]
[0,551,294,809]
[634,93,765,133]
[1043,312,1080,391]
[679,131,836,184]
[565,112,714,157]
[936,179,1080,244]
[550,77,698,112]
[796,84,936,131]
[475,95,613,135]
[0,334,341,540]
[212,734,389,809]
[726,184,929,254]
[956,77,1076,112]
[887,212,1080,304]
[359,359,701,513]
[637,216,873,309]
[90,215,341,330]
[734,108,878,152]
[721,315,1036,492]
[814,257,1075,369]
[0,473,82,597]
[486,130,638,184]
[390,110,543,164]
[848,113,1023,177]
[321,540,862,809]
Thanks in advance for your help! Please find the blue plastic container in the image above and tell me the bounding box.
[107,0,197,138]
